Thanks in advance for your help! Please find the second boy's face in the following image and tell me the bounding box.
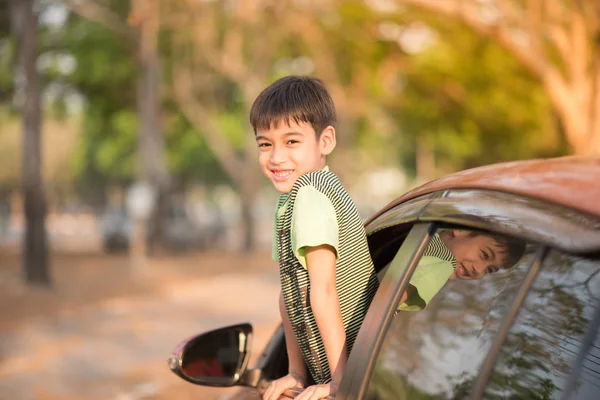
[256,120,336,193]
[446,230,508,280]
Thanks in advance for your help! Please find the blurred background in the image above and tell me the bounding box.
[0,0,598,398]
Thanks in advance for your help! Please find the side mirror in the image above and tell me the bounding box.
[168,323,252,387]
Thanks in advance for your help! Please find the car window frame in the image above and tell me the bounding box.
[469,246,550,397]
[338,221,553,400]
[337,222,437,400]
[366,189,600,255]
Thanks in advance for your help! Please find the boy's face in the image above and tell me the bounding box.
[255,120,336,193]
[446,230,509,280]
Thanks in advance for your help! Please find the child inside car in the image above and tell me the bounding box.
[396,229,526,311]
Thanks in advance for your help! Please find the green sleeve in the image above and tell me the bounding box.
[291,186,339,269]
[397,256,454,312]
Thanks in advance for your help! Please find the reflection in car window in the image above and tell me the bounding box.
[482,250,600,399]
[366,227,533,400]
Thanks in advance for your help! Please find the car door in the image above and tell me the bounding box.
[338,222,600,399]
[476,249,600,399]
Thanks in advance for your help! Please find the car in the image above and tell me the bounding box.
[168,156,600,399]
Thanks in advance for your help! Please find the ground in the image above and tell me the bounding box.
[0,249,281,400]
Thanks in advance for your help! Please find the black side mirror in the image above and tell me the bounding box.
[168,323,252,387]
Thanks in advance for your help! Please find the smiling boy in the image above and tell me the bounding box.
[251,76,379,400]
[397,229,526,311]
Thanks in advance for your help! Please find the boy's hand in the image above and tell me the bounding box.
[263,373,305,400]
[294,383,336,400]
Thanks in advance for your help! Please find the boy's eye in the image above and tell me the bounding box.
[480,250,489,260]
[257,142,271,148]
[286,140,299,145]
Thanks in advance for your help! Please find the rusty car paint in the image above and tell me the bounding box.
[365,156,600,225]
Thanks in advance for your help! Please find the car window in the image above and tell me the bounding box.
[481,250,600,399]
[368,223,414,275]
[365,227,535,400]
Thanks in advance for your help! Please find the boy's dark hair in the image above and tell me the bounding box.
[249,76,336,137]
[470,231,526,269]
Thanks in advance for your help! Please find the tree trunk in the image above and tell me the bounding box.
[239,183,255,253]
[543,69,600,156]
[12,0,51,285]
[546,88,600,156]
[557,110,600,155]
[134,0,170,254]
[238,154,259,252]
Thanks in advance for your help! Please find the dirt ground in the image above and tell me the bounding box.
[0,248,281,400]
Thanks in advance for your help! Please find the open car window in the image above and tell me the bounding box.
[368,223,415,277]
[366,227,536,399]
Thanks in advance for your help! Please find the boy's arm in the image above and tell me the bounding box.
[279,291,307,383]
[264,295,308,400]
[306,245,347,389]
[396,256,455,311]
[399,284,416,305]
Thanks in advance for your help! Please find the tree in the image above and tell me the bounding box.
[383,19,565,181]
[54,1,228,204]
[0,0,14,105]
[61,0,171,250]
[10,0,50,285]
[57,5,137,205]
[164,0,406,249]
[277,1,407,183]
[394,0,600,155]
[129,0,170,251]
[165,0,290,251]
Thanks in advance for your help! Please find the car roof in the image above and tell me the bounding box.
[366,156,600,225]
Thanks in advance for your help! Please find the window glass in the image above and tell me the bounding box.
[366,227,534,400]
[482,250,600,399]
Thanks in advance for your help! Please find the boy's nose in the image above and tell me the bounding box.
[270,156,284,165]
[270,149,285,164]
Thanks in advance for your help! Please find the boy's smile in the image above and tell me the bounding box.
[256,120,336,193]
[441,230,508,280]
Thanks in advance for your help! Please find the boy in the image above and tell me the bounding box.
[397,229,526,311]
[252,76,379,400]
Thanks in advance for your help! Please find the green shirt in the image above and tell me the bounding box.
[274,166,379,384]
[396,233,456,311]
[272,166,339,269]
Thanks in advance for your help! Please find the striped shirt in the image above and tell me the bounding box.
[276,169,379,384]
[423,232,456,267]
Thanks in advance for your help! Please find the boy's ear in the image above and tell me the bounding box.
[319,126,336,156]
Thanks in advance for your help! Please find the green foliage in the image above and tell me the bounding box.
[2,0,571,195]
[94,110,138,179]
[53,8,137,191]
[0,38,15,105]
[214,110,248,152]
[0,1,14,105]
[165,110,230,186]
[389,20,568,176]
[60,6,229,194]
